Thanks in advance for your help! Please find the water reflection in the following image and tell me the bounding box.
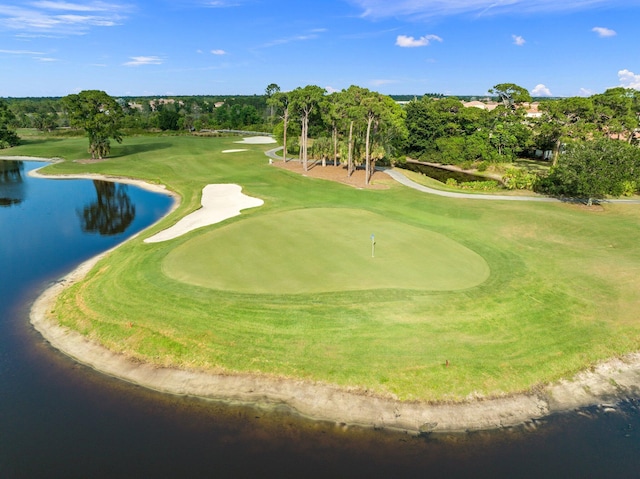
[400,161,492,184]
[78,180,135,235]
[0,160,25,207]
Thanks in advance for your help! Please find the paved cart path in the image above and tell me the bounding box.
[265,147,640,204]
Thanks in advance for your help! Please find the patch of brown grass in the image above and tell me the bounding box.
[270,160,391,190]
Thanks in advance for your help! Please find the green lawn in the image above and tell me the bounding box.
[163,207,489,294]
[7,133,640,401]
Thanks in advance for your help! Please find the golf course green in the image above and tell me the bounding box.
[7,132,640,402]
[162,207,490,294]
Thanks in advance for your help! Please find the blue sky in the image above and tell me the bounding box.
[1,0,640,98]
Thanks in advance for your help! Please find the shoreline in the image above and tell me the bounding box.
[12,156,640,434]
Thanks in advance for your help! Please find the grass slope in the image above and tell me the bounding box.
[8,132,640,401]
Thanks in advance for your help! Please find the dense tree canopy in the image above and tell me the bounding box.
[489,83,533,107]
[63,90,124,159]
[541,138,640,204]
[157,109,181,131]
[0,99,20,149]
[404,95,532,163]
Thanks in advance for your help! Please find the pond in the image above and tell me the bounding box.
[1,159,639,478]
[399,160,495,184]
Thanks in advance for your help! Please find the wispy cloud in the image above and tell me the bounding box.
[0,47,57,63]
[0,1,132,35]
[261,31,323,48]
[0,48,45,55]
[123,56,163,66]
[30,1,121,12]
[396,34,442,47]
[512,34,526,46]
[211,49,227,55]
[201,1,242,7]
[348,0,640,19]
[619,69,640,89]
[592,26,616,37]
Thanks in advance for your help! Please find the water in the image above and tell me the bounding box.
[1,160,640,478]
[399,161,495,184]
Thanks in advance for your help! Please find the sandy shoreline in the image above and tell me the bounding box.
[10,155,640,434]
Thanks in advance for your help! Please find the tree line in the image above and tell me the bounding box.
[1,82,639,201]
[3,94,272,133]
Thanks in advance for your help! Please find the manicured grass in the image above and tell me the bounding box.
[162,207,490,293]
[8,133,640,401]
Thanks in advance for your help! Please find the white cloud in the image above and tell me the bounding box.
[592,26,616,37]
[512,34,525,46]
[618,69,640,89]
[123,56,163,66]
[579,88,594,97]
[325,85,339,94]
[349,0,640,19]
[211,49,226,55]
[396,34,442,47]
[531,84,552,96]
[0,2,131,35]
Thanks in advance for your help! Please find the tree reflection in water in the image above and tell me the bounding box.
[79,180,135,235]
[0,160,25,207]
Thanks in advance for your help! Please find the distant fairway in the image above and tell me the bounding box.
[162,208,490,294]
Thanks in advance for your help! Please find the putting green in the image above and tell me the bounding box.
[162,208,490,294]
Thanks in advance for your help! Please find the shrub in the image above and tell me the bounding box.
[393,155,407,166]
[460,161,473,170]
[476,160,489,172]
[621,180,637,197]
[503,167,538,190]
[459,180,500,191]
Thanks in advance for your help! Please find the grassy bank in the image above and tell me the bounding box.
[7,134,640,401]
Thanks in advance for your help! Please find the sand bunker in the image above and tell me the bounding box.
[222,149,249,153]
[144,184,263,243]
[234,136,276,144]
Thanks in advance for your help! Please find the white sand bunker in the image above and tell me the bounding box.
[235,136,276,144]
[222,149,249,153]
[144,184,263,243]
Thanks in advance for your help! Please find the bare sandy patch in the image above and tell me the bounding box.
[235,136,276,145]
[271,159,391,190]
[1,155,55,162]
[144,184,263,243]
[222,149,249,153]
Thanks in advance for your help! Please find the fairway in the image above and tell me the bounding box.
[162,208,490,294]
[10,134,640,403]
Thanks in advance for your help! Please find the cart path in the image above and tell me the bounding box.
[265,147,640,204]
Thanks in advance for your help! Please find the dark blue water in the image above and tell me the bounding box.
[1,160,640,478]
